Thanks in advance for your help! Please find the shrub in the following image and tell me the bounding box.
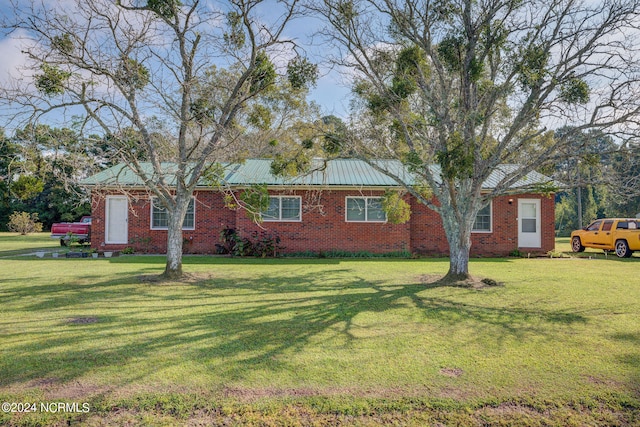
[130,235,153,253]
[217,228,283,257]
[8,211,43,235]
[509,248,523,258]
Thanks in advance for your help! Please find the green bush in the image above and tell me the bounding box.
[509,248,523,257]
[7,211,43,235]
[217,228,283,257]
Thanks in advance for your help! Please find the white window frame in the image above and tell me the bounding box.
[262,196,302,222]
[472,201,492,233]
[150,197,196,230]
[345,196,387,223]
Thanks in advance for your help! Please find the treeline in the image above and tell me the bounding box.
[0,125,108,231]
[549,128,640,236]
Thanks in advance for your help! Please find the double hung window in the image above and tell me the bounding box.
[263,196,301,222]
[472,203,492,232]
[345,197,386,222]
[151,198,195,230]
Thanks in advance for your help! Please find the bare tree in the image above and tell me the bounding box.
[313,0,640,280]
[2,0,316,278]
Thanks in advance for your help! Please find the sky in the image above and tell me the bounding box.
[0,1,352,134]
[285,15,352,118]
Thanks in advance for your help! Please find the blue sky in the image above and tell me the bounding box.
[0,1,351,133]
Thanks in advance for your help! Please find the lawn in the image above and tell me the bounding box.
[0,232,59,257]
[0,233,639,426]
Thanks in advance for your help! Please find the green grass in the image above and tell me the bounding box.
[0,232,59,257]
[0,233,639,426]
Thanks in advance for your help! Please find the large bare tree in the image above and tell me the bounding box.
[315,0,640,280]
[2,0,315,278]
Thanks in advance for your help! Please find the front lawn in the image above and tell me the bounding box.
[0,234,638,426]
[0,232,59,257]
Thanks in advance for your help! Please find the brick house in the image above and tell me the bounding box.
[82,159,556,255]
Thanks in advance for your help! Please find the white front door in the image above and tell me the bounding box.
[106,196,128,244]
[518,199,541,248]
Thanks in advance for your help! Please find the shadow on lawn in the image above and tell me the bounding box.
[612,332,640,397]
[0,267,589,390]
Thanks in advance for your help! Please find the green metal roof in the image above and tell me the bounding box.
[225,159,411,186]
[81,162,160,186]
[81,158,555,189]
[81,162,233,187]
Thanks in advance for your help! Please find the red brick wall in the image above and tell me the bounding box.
[235,190,411,254]
[90,192,106,249]
[91,190,235,254]
[539,195,556,254]
[410,194,555,256]
[91,189,554,256]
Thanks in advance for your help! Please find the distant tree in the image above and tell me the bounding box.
[607,141,640,218]
[9,125,95,228]
[314,0,640,280]
[3,0,317,278]
[551,128,640,234]
[0,129,19,229]
[10,175,45,201]
[550,128,616,234]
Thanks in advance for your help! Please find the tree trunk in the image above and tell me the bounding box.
[439,197,475,282]
[163,194,190,279]
[164,212,184,279]
[446,235,471,281]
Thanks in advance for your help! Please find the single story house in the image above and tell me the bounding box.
[82,158,556,255]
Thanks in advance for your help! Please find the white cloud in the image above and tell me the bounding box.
[0,29,34,86]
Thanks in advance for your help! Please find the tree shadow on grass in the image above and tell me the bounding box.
[611,332,640,398]
[0,267,591,394]
[0,268,163,309]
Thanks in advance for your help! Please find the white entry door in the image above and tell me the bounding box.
[518,199,541,248]
[106,196,128,244]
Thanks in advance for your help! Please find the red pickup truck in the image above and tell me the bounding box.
[51,216,91,246]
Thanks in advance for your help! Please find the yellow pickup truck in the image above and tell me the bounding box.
[571,218,640,258]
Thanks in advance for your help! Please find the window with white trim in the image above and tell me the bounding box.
[345,197,387,222]
[151,198,195,230]
[262,196,301,221]
[472,203,491,232]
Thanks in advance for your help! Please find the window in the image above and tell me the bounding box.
[346,197,387,222]
[472,203,492,232]
[151,198,195,230]
[602,220,614,232]
[617,220,639,230]
[262,196,301,221]
[586,220,602,231]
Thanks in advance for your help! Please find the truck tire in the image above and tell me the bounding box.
[571,236,585,252]
[615,239,632,258]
